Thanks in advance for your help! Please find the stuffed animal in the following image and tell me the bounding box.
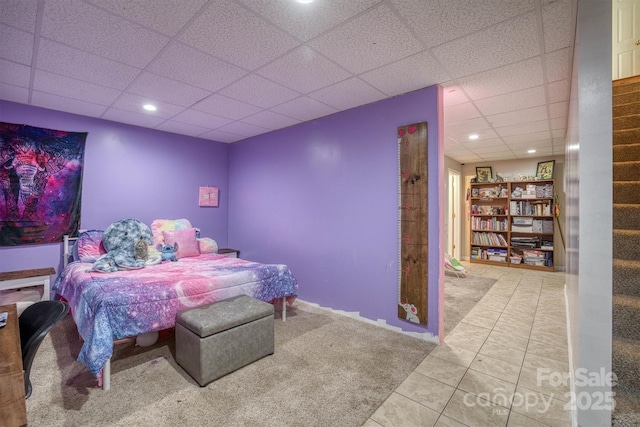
[157,242,178,262]
[92,219,159,273]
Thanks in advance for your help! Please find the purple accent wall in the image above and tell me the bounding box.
[0,101,229,278]
[228,86,444,335]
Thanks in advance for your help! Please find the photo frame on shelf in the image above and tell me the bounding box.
[475,166,493,183]
[536,160,555,179]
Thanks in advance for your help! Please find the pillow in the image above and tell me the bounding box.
[198,237,218,254]
[162,228,200,258]
[151,218,193,245]
[73,230,106,263]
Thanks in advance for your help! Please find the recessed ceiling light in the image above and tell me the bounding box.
[143,104,157,111]
[468,134,479,140]
[527,149,536,154]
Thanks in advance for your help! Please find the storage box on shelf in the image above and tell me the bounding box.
[469,179,555,271]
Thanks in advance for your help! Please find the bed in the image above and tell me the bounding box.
[53,224,298,390]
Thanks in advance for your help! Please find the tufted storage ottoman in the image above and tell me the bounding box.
[175,294,274,386]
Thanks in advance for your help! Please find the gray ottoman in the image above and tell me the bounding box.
[175,294,274,386]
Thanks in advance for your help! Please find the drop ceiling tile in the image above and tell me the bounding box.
[0,83,28,103]
[360,51,451,96]
[199,129,244,143]
[545,47,572,83]
[148,42,247,93]
[257,46,351,94]
[487,105,548,128]
[390,0,536,47]
[470,144,511,154]
[508,140,553,150]
[33,70,120,106]
[217,121,271,138]
[463,137,506,148]
[0,0,37,32]
[549,102,567,119]
[551,117,566,130]
[241,110,301,130]
[495,120,550,137]
[239,0,382,41]
[102,107,166,128]
[155,120,209,138]
[446,128,500,143]
[503,131,553,145]
[193,94,262,120]
[42,0,168,68]
[88,0,207,37]
[445,102,482,124]
[445,117,493,136]
[553,138,565,146]
[111,93,184,119]
[36,39,140,90]
[433,12,540,79]
[179,0,298,70]
[309,4,423,74]
[552,128,566,138]
[308,77,386,110]
[270,96,339,122]
[547,80,570,103]
[31,91,107,118]
[441,83,471,107]
[0,59,30,87]
[127,72,212,107]
[458,57,544,100]
[0,24,33,65]
[219,74,299,109]
[474,86,546,116]
[172,109,233,129]
[542,0,575,53]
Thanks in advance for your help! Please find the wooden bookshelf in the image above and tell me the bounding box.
[469,179,555,271]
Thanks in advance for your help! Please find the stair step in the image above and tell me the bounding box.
[614,259,640,297]
[613,160,640,181]
[613,295,640,340]
[613,143,640,162]
[614,182,640,204]
[614,102,640,117]
[613,338,640,392]
[613,114,640,132]
[614,91,640,107]
[614,229,640,261]
[613,78,640,95]
[614,128,640,145]
[614,204,640,230]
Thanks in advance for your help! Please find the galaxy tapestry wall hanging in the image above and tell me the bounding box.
[0,122,86,246]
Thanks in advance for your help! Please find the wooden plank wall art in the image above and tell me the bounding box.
[398,122,428,325]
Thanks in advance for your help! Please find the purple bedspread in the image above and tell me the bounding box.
[53,254,298,376]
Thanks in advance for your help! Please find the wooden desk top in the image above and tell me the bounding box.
[0,304,27,427]
[0,268,56,282]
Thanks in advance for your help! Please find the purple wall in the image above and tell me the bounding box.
[0,101,229,278]
[228,86,444,336]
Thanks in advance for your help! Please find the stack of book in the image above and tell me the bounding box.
[512,217,533,233]
[511,237,539,248]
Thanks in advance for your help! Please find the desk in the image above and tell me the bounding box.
[0,268,56,301]
[0,304,27,427]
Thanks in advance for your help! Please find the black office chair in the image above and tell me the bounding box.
[19,300,68,399]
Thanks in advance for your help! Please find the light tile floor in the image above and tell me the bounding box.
[364,263,571,427]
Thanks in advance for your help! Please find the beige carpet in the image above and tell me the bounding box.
[443,272,497,336]
[25,301,436,427]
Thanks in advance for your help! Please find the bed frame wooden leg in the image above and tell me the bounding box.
[282,297,286,322]
[102,358,111,391]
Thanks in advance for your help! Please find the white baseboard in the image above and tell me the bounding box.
[296,298,439,344]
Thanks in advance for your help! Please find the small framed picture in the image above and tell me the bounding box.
[199,186,219,207]
[475,166,493,183]
[536,160,555,179]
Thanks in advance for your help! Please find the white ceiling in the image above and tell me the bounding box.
[0,0,577,163]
